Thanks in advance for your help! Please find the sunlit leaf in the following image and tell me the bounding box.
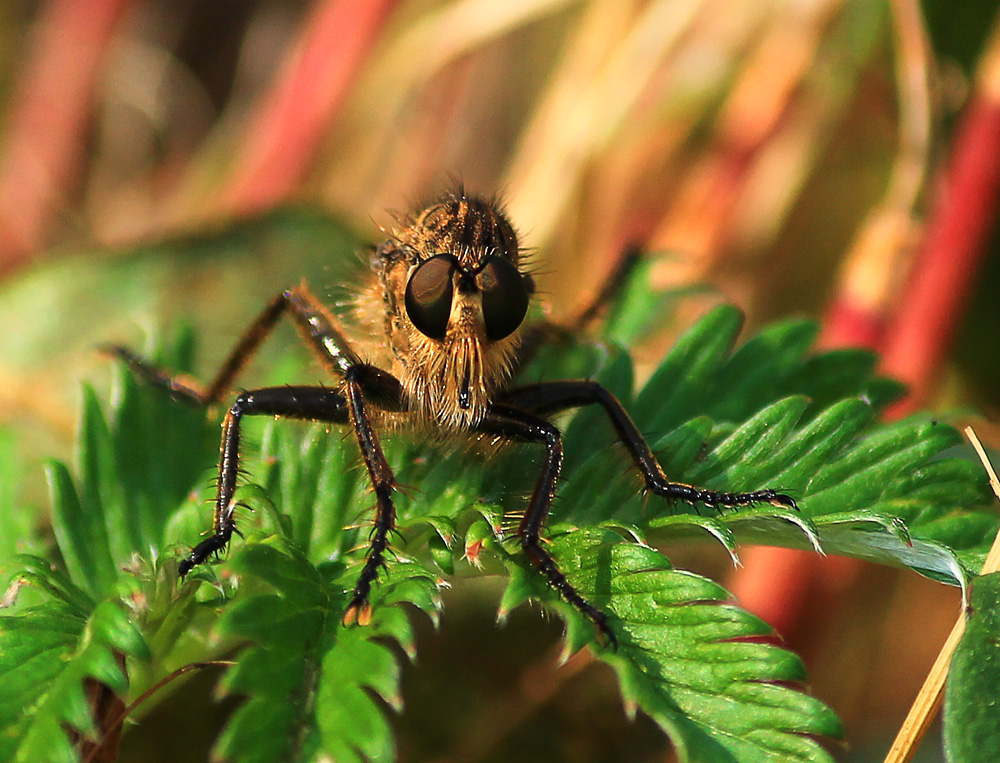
[944,572,1000,763]
[507,527,843,762]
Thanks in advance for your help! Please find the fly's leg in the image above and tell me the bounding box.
[564,244,642,331]
[339,365,405,627]
[478,405,617,649]
[104,283,408,614]
[182,385,352,575]
[182,368,406,630]
[101,282,362,407]
[499,381,797,512]
[512,245,642,374]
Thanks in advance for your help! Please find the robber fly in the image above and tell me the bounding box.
[106,190,795,648]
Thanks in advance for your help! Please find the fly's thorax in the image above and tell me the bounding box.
[400,194,520,267]
[372,191,531,428]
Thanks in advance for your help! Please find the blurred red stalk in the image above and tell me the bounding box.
[819,210,917,351]
[0,0,132,272]
[882,65,1000,415]
[828,13,1000,418]
[822,301,886,348]
[220,0,398,215]
[734,9,1000,638]
[820,0,932,353]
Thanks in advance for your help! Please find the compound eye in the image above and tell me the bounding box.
[481,257,529,341]
[405,254,456,339]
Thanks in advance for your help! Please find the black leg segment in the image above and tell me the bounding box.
[179,385,351,577]
[340,365,404,627]
[108,286,411,625]
[102,283,363,408]
[499,380,797,512]
[478,405,617,648]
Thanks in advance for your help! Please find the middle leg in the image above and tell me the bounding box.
[103,283,363,407]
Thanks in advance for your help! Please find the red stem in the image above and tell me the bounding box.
[221,0,398,215]
[882,93,1000,415]
[732,15,1000,639]
[0,0,133,272]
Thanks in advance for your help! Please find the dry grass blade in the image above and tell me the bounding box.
[883,425,1000,763]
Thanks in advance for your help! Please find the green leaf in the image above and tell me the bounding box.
[6,236,997,763]
[600,255,704,346]
[213,541,441,763]
[45,459,116,599]
[109,326,216,551]
[0,602,83,758]
[633,304,744,433]
[0,593,148,762]
[11,555,96,617]
[259,417,360,559]
[944,572,1000,763]
[520,528,843,762]
[201,301,989,761]
[77,384,134,567]
[44,331,217,600]
[543,307,999,590]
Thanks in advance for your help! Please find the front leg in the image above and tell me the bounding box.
[498,381,797,512]
[179,385,352,576]
[181,367,406,630]
[340,365,404,627]
[477,405,617,648]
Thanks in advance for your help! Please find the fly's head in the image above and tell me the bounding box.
[375,192,532,427]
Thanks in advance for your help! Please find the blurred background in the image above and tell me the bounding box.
[0,0,999,760]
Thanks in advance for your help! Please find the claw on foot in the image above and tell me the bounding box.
[770,492,798,511]
[342,599,372,627]
[177,530,231,579]
[596,623,618,651]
